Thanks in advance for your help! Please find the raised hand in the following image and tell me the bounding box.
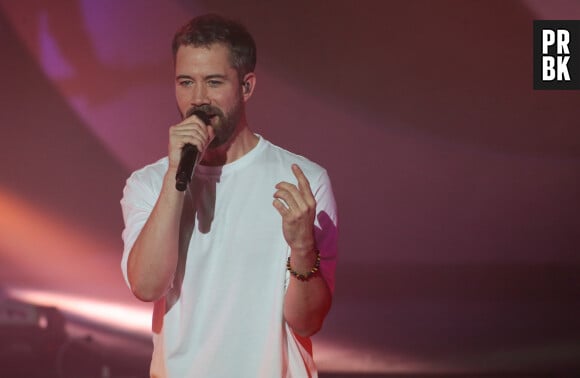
[273,164,316,253]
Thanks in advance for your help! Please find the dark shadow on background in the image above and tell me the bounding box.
[191,0,580,157]
[326,262,580,365]
[0,8,127,241]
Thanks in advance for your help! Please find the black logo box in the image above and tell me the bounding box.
[533,20,580,90]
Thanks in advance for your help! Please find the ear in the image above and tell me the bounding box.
[241,73,256,102]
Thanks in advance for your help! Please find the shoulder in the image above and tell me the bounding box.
[260,137,328,180]
[127,157,168,184]
[124,157,168,195]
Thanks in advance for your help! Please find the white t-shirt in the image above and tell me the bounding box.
[121,135,338,378]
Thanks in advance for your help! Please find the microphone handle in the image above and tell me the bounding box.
[175,110,210,191]
[175,143,198,191]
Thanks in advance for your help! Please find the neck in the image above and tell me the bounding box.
[200,121,259,166]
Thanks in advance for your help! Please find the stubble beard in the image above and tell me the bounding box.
[183,98,244,150]
[209,99,244,149]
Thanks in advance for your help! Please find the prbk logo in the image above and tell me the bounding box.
[534,20,580,90]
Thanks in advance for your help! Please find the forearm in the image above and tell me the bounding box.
[283,248,332,337]
[127,171,184,302]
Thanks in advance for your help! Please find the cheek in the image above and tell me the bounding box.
[219,93,242,112]
[175,91,189,110]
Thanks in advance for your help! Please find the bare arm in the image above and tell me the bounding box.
[127,170,185,302]
[126,114,214,302]
[283,247,332,337]
[273,164,333,337]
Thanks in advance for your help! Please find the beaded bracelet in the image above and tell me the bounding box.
[286,250,321,281]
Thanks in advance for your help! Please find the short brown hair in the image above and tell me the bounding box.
[172,14,257,80]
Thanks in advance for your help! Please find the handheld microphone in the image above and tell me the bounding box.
[175,110,211,191]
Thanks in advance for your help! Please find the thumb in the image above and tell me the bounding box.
[207,125,216,142]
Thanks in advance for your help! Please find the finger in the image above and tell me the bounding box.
[273,187,300,212]
[181,113,210,127]
[173,119,210,142]
[272,198,289,216]
[207,125,216,141]
[173,122,209,138]
[169,133,204,153]
[276,179,315,211]
[275,183,308,211]
[172,128,208,143]
[180,137,206,152]
[292,164,315,203]
[170,124,211,150]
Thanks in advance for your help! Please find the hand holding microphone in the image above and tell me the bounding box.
[174,109,213,191]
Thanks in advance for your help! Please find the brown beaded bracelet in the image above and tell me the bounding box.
[286,250,321,281]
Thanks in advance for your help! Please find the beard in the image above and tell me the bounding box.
[184,99,244,149]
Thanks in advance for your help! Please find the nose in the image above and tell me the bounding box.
[191,83,209,106]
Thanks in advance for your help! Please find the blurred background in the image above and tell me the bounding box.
[0,0,579,377]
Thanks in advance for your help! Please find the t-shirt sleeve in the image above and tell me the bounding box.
[120,170,159,289]
[312,169,339,294]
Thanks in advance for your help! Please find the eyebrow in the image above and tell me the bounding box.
[175,74,228,81]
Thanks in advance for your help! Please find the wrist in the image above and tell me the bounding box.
[290,245,316,258]
[162,170,187,196]
[289,237,316,257]
[287,249,320,282]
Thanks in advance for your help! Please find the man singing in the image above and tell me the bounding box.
[121,13,338,377]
